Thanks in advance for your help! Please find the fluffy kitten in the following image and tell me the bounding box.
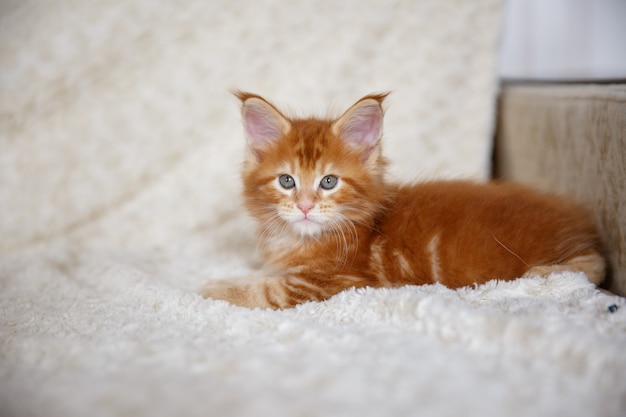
[200,92,605,309]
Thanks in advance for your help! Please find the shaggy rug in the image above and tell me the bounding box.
[2,249,625,417]
[2,1,625,416]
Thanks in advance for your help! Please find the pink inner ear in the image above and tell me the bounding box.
[242,100,284,146]
[340,101,382,148]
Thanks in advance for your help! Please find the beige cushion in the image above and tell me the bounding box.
[496,83,626,296]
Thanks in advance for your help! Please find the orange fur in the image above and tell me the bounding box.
[200,93,605,309]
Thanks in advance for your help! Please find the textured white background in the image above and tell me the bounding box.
[0,0,501,254]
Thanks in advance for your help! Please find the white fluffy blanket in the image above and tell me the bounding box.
[2,1,626,416]
[2,252,626,416]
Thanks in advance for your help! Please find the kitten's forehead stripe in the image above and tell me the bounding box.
[290,120,331,169]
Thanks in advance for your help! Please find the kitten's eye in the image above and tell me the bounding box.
[320,175,338,190]
[278,174,296,189]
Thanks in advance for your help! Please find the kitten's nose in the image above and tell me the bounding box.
[297,201,315,215]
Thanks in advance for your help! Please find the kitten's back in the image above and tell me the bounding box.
[378,180,604,287]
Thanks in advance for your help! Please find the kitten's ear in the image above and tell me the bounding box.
[332,93,387,161]
[234,92,290,161]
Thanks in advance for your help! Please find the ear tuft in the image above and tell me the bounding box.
[332,94,387,154]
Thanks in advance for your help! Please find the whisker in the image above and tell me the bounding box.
[257,216,287,255]
[332,219,349,266]
[326,214,359,267]
[233,217,259,247]
[492,234,529,266]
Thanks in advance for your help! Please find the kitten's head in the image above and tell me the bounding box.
[236,92,390,240]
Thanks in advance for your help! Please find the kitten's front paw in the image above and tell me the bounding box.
[199,279,238,303]
[199,276,277,309]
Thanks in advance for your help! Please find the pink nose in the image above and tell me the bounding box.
[297,201,315,215]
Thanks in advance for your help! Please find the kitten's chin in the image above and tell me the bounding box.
[291,219,324,238]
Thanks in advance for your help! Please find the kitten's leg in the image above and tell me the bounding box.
[521,250,605,285]
[200,275,330,309]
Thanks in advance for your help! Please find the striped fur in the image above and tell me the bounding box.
[200,93,605,308]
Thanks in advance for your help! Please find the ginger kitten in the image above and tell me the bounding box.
[200,92,605,309]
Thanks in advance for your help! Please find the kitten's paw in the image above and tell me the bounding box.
[521,265,565,279]
[199,276,279,309]
[521,252,605,285]
[199,279,237,302]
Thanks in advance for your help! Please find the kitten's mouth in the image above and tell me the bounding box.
[296,217,320,227]
[292,217,323,236]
